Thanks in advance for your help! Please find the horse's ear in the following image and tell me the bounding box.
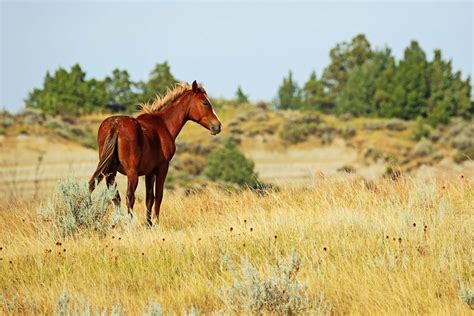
[192,80,199,94]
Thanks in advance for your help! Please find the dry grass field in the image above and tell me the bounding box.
[1,108,473,314]
[0,175,472,314]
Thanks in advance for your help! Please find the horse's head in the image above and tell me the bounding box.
[187,80,222,135]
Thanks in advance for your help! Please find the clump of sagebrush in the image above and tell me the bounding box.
[55,290,123,316]
[458,282,474,309]
[220,251,331,315]
[37,178,127,237]
[0,294,38,314]
[204,139,259,188]
[144,302,163,316]
[279,114,326,144]
[453,145,474,164]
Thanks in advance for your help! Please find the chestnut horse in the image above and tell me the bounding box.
[88,81,221,226]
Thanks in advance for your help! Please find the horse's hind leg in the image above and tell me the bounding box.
[106,171,121,207]
[145,174,155,227]
[126,171,139,218]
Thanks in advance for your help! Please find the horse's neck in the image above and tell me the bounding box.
[159,98,189,140]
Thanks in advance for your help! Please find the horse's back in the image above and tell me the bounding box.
[98,115,161,175]
[98,115,142,148]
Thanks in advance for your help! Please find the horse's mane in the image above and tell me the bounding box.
[138,82,192,115]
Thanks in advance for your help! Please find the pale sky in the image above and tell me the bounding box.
[1,1,473,112]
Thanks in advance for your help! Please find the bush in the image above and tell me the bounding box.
[411,117,430,141]
[337,164,356,173]
[453,145,474,164]
[413,139,433,157]
[458,282,474,310]
[37,178,127,237]
[279,114,323,144]
[340,125,356,138]
[385,119,407,131]
[55,290,122,316]
[363,121,383,131]
[144,302,163,316]
[204,140,259,188]
[280,123,318,143]
[220,251,331,315]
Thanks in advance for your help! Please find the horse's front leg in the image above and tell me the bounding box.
[154,162,169,225]
[145,173,155,227]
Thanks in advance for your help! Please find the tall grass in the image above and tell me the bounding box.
[0,175,472,314]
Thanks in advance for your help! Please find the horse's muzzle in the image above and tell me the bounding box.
[210,122,222,135]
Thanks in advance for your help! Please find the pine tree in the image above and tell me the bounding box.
[394,41,429,119]
[276,71,302,110]
[337,48,395,116]
[322,34,373,105]
[374,52,399,117]
[140,61,178,102]
[302,71,327,111]
[235,86,249,103]
[25,64,108,115]
[104,69,140,112]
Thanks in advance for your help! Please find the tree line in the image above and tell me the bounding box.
[275,34,472,126]
[26,34,472,125]
[26,62,178,115]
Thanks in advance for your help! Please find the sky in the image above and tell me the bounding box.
[1,1,473,112]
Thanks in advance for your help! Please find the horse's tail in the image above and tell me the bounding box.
[88,129,118,193]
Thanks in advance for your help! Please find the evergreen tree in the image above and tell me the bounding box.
[449,73,472,119]
[322,34,373,107]
[141,61,178,102]
[336,65,373,116]
[235,86,249,103]
[337,48,394,116]
[393,41,429,119]
[276,71,302,110]
[104,69,140,112]
[425,50,452,125]
[26,64,108,115]
[374,53,399,117]
[302,71,327,111]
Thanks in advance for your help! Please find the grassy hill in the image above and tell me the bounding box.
[1,104,473,198]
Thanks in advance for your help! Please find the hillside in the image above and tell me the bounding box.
[1,104,473,199]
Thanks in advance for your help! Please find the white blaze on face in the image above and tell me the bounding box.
[205,96,219,119]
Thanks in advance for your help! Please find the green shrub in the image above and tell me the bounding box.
[279,114,323,144]
[220,251,331,315]
[280,123,318,143]
[37,178,127,237]
[411,117,430,141]
[204,140,258,188]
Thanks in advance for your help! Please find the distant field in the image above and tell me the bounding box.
[0,134,365,198]
[0,177,472,314]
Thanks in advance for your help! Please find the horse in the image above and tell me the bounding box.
[88,80,222,226]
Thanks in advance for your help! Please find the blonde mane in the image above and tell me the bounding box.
[138,82,192,115]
